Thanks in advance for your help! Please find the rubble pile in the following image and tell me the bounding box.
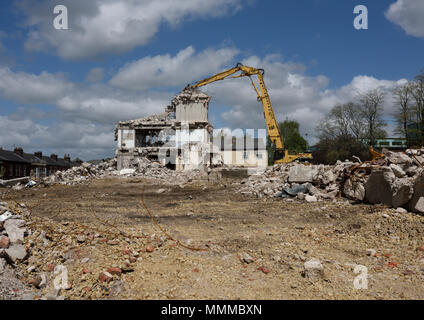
[235,148,424,214]
[0,201,38,299]
[0,198,167,300]
[0,201,32,267]
[43,159,119,185]
[43,157,207,186]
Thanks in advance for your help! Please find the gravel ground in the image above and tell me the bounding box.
[1,176,424,300]
[0,267,36,300]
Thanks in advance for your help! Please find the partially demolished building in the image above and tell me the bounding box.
[115,88,221,171]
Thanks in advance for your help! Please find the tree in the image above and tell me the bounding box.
[358,89,387,146]
[312,136,370,165]
[316,103,370,164]
[317,102,366,141]
[267,119,308,164]
[278,119,308,153]
[410,71,424,145]
[392,82,413,145]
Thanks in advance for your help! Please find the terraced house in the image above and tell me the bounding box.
[0,147,79,180]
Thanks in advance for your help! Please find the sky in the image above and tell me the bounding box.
[0,0,423,160]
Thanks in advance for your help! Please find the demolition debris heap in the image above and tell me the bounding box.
[114,87,216,171]
[235,148,424,214]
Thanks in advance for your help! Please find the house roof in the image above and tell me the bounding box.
[41,156,61,166]
[0,149,30,164]
[21,152,47,166]
[55,157,72,168]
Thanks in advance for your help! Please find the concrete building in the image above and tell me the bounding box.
[115,88,217,171]
[115,87,269,172]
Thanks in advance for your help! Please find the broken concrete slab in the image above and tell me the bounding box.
[344,179,365,201]
[365,167,395,206]
[305,195,318,203]
[5,244,28,263]
[4,219,26,244]
[321,170,336,185]
[391,178,414,208]
[288,165,318,183]
[407,171,424,214]
[385,151,413,165]
[0,211,13,223]
[390,163,406,178]
[0,177,30,188]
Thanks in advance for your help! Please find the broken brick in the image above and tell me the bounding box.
[0,236,10,249]
[99,272,113,283]
[107,267,122,275]
[47,263,56,272]
[258,266,270,274]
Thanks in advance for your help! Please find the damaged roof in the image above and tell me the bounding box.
[170,87,210,108]
[115,87,211,130]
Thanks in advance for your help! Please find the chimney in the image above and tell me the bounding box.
[64,154,71,162]
[34,151,42,159]
[14,147,24,157]
[50,154,58,161]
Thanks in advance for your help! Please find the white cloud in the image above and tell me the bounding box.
[385,0,424,38]
[18,0,244,60]
[203,55,405,142]
[0,47,408,159]
[0,67,73,104]
[56,89,171,124]
[0,115,115,160]
[110,46,239,90]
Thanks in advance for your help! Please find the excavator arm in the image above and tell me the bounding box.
[189,62,312,164]
[191,63,284,150]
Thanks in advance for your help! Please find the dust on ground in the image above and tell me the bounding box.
[3,177,424,300]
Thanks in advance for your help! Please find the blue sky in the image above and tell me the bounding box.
[0,0,423,160]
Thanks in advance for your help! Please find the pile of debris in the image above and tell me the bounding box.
[43,159,119,185]
[0,201,39,299]
[0,198,160,300]
[235,148,424,214]
[42,157,208,186]
[0,201,32,267]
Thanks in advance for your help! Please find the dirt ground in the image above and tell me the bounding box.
[3,176,424,300]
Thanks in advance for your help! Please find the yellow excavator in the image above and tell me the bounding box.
[188,62,313,164]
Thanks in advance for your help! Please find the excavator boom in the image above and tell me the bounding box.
[191,63,283,150]
[189,63,312,164]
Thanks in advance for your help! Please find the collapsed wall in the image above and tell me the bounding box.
[235,148,424,214]
[114,87,215,171]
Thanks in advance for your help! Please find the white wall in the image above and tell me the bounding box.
[220,149,268,168]
[118,129,135,149]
